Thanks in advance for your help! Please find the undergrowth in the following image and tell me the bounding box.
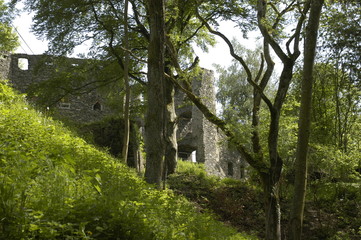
[167,161,264,238]
[0,80,257,239]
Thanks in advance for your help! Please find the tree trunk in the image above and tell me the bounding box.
[164,74,177,176]
[261,173,281,240]
[265,113,283,240]
[144,0,166,187]
[122,0,131,163]
[289,1,324,239]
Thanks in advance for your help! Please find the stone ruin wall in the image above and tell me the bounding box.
[175,69,247,179]
[0,53,246,179]
[0,53,11,80]
[1,53,112,123]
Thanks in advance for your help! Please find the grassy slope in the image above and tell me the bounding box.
[0,80,258,239]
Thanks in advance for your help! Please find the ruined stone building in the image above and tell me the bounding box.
[0,53,246,179]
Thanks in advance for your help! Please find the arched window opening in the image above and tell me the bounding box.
[191,151,196,163]
[93,102,102,111]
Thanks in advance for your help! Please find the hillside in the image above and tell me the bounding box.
[0,80,257,240]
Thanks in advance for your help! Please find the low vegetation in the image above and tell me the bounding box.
[0,80,256,239]
[168,161,361,240]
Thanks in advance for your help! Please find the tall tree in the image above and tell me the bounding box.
[288,62,361,181]
[289,1,324,239]
[121,0,131,163]
[144,0,166,186]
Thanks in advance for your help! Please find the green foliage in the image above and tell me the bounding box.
[0,81,253,239]
[165,0,216,63]
[0,0,19,52]
[216,43,262,123]
[284,63,361,182]
[320,2,361,86]
[307,144,361,182]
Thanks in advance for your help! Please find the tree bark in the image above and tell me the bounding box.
[261,173,281,240]
[164,67,177,176]
[289,1,324,239]
[122,0,131,164]
[144,0,166,187]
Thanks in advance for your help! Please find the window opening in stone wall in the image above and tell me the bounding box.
[93,102,102,111]
[227,162,234,176]
[18,58,29,70]
[59,102,71,109]
[59,97,71,109]
[191,151,196,163]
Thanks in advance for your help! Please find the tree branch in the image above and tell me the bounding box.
[196,7,274,111]
[257,0,289,62]
[91,3,146,85]
[129,0,150,41]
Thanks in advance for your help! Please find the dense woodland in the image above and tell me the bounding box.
[1,0,360,239]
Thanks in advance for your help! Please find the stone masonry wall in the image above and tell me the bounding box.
[175,69,247,179]
[191,70,223,177]
[3,54,113,123]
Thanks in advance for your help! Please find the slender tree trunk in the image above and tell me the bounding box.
[334,60,343,149]
[122,0,131,163]
[144,0,166,187]
[163,62,177,177]
[289,1,324,239]
[164,81,177,176]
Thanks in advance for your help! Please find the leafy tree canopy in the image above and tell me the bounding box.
[0,0,19,52]
[320,1,361,87]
